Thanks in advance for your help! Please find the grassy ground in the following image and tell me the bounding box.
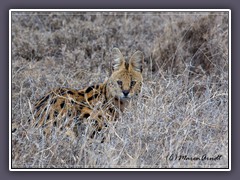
[11,11,229,168]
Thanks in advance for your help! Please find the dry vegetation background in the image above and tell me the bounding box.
[11,11,229,168]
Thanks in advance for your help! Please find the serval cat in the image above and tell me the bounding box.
[32,48,144,140]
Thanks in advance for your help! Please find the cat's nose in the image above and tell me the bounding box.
[122,90,130,97]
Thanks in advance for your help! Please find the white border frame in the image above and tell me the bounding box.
[9,9,231,171]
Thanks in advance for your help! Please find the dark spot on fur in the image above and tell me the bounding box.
[91,120,98,126]
[83,113,90,119]
[35,105,40,112]
[60,101,65,109]
[46,114,50,120]
[59,89,66,95]
[71,100,75,104]
[43,107,47,112]
[50,99,57,104]
[75,119,81,126]
[54,110,59,117]
[96,84,99,89]
[35,112,40,119]
[53,121,57,127]
[68,110,72,117]
[85,85,94,93]
[60,127,63,131]
[87,93,99,101]
[35,101,45,111]
[82,101,88,105]
[78,92,84,96]
[67,90,74,95]
[98,115,102,119]
[76,110,81,115]
[78,105,83,110]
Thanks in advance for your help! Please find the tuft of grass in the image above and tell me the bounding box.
[11,11,229,168]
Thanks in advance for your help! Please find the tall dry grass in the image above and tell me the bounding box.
[11,11,229,168]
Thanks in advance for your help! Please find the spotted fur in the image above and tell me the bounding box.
[32,48,144,139]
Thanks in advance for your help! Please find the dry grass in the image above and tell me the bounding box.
[11,11,229,168]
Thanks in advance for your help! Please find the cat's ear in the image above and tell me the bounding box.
[112,48,125,71]
[129,51,144,72]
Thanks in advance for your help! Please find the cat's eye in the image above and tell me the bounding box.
[117,80,123,86]
[131,81,136,87]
